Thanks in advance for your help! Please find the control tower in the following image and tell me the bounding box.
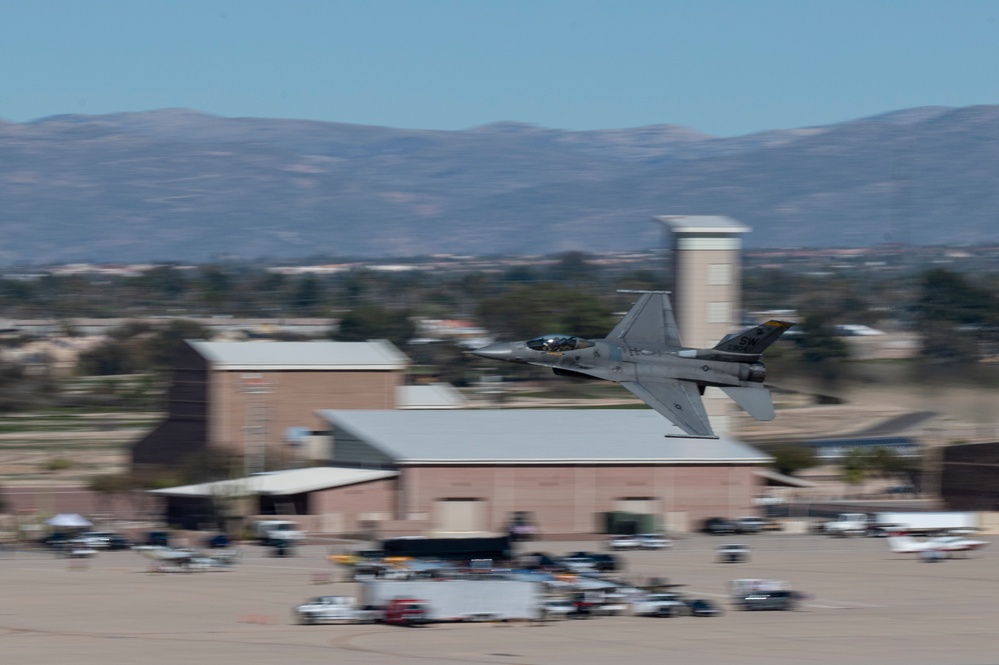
[652,215,750,348]
[653,215,751,433]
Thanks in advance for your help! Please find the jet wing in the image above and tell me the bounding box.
[620,379,717,438]
[608,292,681,350]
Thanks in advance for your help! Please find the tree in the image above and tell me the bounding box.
[291,276,324,315]
[332,306,415,349]
[915,269,999,362]
[476,285,616,340]
[795,313,849,364]
[767,444,818,476]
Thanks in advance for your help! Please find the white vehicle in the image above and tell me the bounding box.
[253,520,305,544]
[869,512,978,537]
[636,533,672,550]
[820,513,869,537]
[886,534,989,559]
[717,543,750,563]
[361,579,543,622]
[294,595,381,625]
[541,598,575,619]
[607,534,641,550]
[631,592,689,617]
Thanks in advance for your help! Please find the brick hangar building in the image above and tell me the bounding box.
[143,215,775,536]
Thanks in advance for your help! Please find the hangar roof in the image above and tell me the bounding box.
[150,467,397,498]
[187,339,409,370]
[317,409,771,465]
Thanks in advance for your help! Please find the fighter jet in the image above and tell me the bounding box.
[470,291,794,438]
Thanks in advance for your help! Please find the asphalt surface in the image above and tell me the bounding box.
[2,533,997,665]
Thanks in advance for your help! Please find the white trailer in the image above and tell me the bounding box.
[869,512,978,536]
[361,579,543,622]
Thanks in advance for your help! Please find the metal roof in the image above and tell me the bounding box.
[150,467,398,498]
[187,339,409,370]
[652,215,751,235]
[317,409,771,464]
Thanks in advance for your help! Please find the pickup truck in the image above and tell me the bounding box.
[820,513,869,537]
[293,596,382,625]
[631,592,689,617]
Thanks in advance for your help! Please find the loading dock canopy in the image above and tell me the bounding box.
[150,467,398,498]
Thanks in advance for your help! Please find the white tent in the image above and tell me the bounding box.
[45,513,92,528]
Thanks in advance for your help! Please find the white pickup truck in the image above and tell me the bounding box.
[293,595,382,625]
[631,592,689,617]
[820,513,869,537]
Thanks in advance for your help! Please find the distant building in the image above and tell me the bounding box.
[132,340,409,470]
[940,441,999,511]
[151,409,773,537]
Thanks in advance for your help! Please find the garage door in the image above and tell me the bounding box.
[433,498,486,533]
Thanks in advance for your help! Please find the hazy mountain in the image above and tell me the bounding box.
[2,105,998,264]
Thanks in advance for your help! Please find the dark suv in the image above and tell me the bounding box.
[701,517,737,535]
[741,590,797,611]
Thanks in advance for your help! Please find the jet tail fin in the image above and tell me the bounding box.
[713,320,794,357]
[720,386,775,421]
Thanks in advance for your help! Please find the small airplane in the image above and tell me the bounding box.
[886,534,990,558]
[134,545,240,571]
[470,290,793,438]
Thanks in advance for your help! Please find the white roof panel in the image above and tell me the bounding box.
[397,384,469,409]
[150,467,398,497]
[188,340,409,370]
[318,409,771,464]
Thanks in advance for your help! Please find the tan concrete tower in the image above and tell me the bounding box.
[653,215,750,433]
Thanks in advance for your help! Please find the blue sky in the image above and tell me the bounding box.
[3,0,999,136]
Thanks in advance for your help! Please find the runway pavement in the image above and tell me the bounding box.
[2,533,997,665]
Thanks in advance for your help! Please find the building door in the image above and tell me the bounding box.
[433,498,486,533]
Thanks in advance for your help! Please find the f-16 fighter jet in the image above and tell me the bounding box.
[470,291,793,438]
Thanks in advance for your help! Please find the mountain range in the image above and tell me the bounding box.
[2,105,999,265]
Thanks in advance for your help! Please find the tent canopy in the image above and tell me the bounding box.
[45,513,92,528]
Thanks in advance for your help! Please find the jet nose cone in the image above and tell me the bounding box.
[469,342,515,360]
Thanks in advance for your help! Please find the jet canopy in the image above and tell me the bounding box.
[526,335,594,352]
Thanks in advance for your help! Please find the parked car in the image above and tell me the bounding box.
[734,517,767,534]
[541,598,575,619]
[702,517,738,535]
[636,533,672,550]
[71,532,131,550]
[717,543,750,563]
[564,551,620,573]
[560,555,600,573]
[205,533,231,549]
[740,590,797,611]
[687,598,722,617]
[606,534,641,550]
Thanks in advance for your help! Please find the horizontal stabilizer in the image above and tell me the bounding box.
[713,320,794,357]
[720,386,775,421]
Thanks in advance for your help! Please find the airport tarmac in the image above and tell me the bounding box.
[2,533,997,665]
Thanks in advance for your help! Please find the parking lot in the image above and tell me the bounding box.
[2,532,997,665]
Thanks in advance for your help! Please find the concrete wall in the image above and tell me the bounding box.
[209,369,403,461]
[395,463,761,536]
